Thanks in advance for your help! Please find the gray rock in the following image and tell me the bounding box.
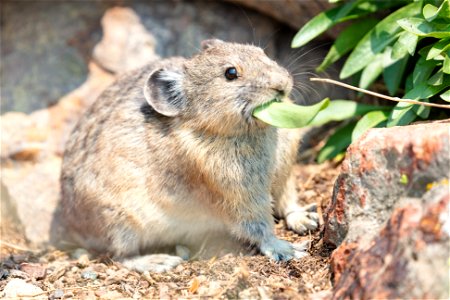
[226,0,334,31]
[81,270,98,281]
[1,0,341,114]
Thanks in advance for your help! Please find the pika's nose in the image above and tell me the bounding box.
[275,89,285,99]
[268,70,293,97]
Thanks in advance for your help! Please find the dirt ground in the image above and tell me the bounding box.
[1,162,339,299]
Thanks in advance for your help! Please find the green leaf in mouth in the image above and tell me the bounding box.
[252,98,330,128]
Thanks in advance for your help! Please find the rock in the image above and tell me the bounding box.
[20,263,47,280]
[3,278,44,298]
[324,121,450,248]
[227,0,333,31]
[1,156,62,245]
[92,7,159,73]
[322,121,450,299]
[0,62,115,245]
[1,181,24,237]
[81,270,98,281]
[0,8,144,245]
[1,1,93,113]
[330,184,449,299]
[2,0,339,113]
[50,289,65,299]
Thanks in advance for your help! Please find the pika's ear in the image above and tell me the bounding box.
[201,39,224,50]
[144,67,186,117]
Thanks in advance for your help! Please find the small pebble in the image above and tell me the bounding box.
[76,254,90,267]
[3,278,43,297]
[70,248,90,260]
[81,270,98,280]
[51,289,64,299]
[0,268,10,280]
[71,266,79,272]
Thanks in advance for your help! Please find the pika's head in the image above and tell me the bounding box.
[144,39,293,135]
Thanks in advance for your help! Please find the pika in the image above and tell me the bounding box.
[60,39,318,272]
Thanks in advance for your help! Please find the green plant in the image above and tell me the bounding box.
[292,0,450,162]
[252,98,330,128]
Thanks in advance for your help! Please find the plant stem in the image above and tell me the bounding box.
[310,77,450,109]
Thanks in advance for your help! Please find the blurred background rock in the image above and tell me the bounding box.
[1,0,340,114]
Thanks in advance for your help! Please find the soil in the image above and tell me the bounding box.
[0,162,339,299]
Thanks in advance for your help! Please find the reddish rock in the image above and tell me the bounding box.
[323,121,449,299]
[20,263,47,280]
[329,184,449,299]
[324,122,450,248]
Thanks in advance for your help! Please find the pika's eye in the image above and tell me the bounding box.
[225,67,238,80]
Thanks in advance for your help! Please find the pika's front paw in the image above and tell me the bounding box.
[260,237,309,261]
[122,254,184,273]
[286,203,319,235]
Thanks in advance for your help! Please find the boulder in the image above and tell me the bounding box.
[323,121,449,299]
[324,121,449,248]
[330,184,449,299]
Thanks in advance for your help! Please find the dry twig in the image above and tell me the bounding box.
[310,77,450,109]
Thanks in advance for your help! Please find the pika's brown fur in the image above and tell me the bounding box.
[60,39,318,272]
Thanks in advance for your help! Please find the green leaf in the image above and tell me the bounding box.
[419,44,434,58]
[392,30,419,59]
[398,17,450,38]
[359,53,384,89]
[444,51,450,73]
[291,1,359,48]
[317,121,356,163]
[405,72,414,92]
[426,38,450,60]
[414,99,430,119]
[384,55,409,95]
[436,0,450,20]
[389,77,450,126]
[291,0,408,48]
[340,1,422,79]
[423,1,450,22]
[423,4,439,22]
[317,18,378,72]
[352,110,389,141]
[440,89,450,101]
[252,98,330,128]
[387,102,417,127]
[413,56,438,87]
[405,76,450,99]
[400,174,409,185]
[427,68,444,85]
[308,100,388,126]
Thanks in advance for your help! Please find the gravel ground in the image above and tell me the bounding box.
[1,162,339,299]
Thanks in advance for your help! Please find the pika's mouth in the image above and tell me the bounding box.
[242,96,283,125]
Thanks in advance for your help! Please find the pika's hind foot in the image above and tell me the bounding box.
[260,237,310,261]
[122,254,184,273]
[285,203,319,235]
